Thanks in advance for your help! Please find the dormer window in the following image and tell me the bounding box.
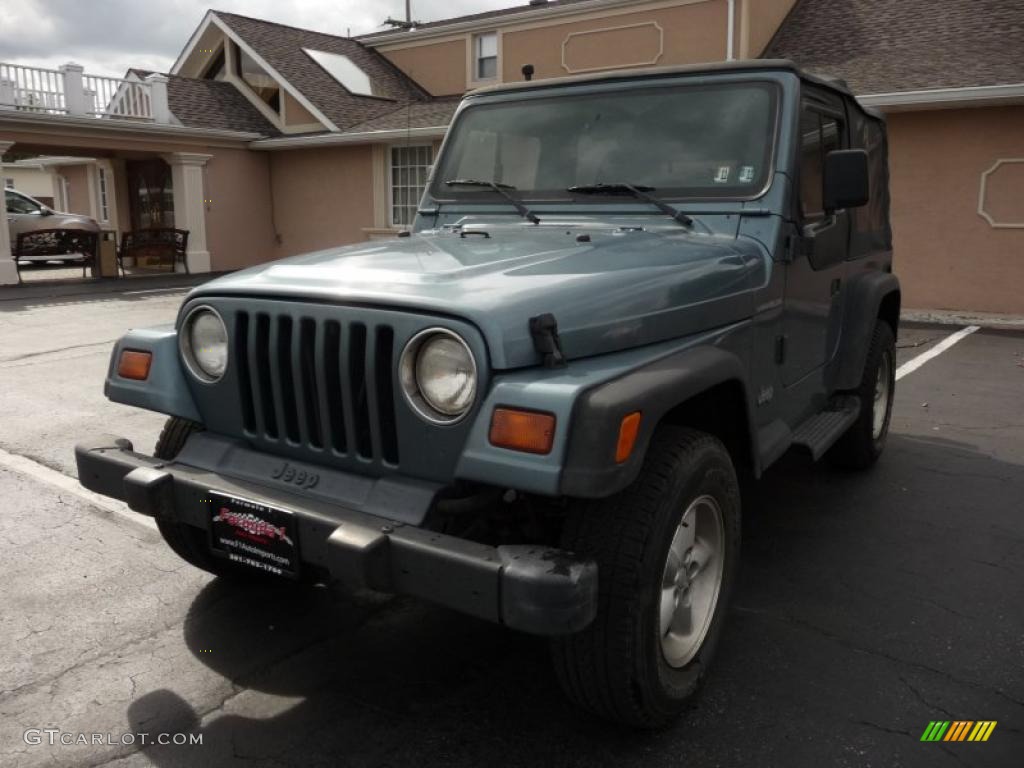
[234,43,281,114]
[474,32,498,80]
[201,45,226,81]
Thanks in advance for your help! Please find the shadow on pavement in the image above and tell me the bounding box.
[0,272,219,312]
[127,432,1024,767]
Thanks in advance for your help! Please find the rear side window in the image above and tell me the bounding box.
[852,111,892,251]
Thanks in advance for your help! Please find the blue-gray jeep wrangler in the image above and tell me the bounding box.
[77,61,898,727]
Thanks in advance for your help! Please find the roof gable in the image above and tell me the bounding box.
[211,11,429,130]
[766,0,1024,94]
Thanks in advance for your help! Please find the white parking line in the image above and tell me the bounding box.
[896,325,980,381]
[0,446,158,539]
[122,287,190,296]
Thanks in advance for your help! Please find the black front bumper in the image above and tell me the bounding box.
[75,435,597,636]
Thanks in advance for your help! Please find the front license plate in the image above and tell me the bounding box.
[208,491,300,578]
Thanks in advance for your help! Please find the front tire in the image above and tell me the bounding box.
[828,321,896,470]
[153,417,255,579]
[551,426,741,728]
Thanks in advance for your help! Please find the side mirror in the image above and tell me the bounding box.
[823,149,869,213]
[40,206,54,216]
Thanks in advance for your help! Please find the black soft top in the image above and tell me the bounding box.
[468,59,885,122]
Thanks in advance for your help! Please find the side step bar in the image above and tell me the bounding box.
[791,395,860,460]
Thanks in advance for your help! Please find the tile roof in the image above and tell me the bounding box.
[212,11,430,130]
[359,0,596,39]
[765,0,1024,94]
[130,70,280,135]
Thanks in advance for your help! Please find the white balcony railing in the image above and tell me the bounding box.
[0,62,170,123]
[0,62,66,114]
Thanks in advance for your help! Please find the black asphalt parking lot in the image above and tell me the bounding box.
[1,290,1021,768]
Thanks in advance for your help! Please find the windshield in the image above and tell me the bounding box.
[431,82,778,202]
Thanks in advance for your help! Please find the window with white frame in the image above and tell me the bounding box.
[3,177,13,190]
[96,166,110,222]
[474,32,498,81]
[390,145,433,228]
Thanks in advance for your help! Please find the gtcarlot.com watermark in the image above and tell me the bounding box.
[24,729,202,747]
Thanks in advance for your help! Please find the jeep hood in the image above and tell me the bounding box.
[191,227,767,369]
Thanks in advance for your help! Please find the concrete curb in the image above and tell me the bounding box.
[901,309,1024,331]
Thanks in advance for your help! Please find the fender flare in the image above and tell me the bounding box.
[559,345,756,498]
[104,327,202,423]
[831,270,901,391]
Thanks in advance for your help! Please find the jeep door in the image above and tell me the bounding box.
[781,90,851,387]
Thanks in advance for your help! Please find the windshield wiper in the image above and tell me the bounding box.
[444,179,540,224]
[567,183,693,228]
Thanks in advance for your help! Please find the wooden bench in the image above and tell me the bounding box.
[117,228,190,275]
[14,229,99,279]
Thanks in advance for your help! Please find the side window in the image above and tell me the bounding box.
[799,109,823,218]
[821,115,841,157]
[6,190,40,214]
[799,104,845,220]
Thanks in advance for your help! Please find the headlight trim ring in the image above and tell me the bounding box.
[179,304,229,384]
[399,327,478,425]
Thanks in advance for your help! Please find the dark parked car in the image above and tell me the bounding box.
[77,60,898,727]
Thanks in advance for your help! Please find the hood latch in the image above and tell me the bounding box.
[529,313,566,369]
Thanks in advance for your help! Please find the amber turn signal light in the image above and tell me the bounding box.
[615,411,642,463]
[489,408,556,455]
[117,350,152,381]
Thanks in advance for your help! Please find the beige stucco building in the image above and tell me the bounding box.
[1,0,1021,313]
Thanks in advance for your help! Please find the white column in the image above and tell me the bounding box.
[145,73,170,123]
[0,141,18,284]
[162,152,212,273]
[60,63,86,116]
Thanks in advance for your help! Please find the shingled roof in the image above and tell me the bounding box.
[130,70,279,136]
[766,0,1024,94]
[343,97,462,133]
[212,11,430,131]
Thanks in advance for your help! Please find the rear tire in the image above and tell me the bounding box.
[551,426,741,728]
[153,417,255,579]
[828,321,896,470]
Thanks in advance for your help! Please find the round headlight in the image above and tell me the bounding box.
[400,329,477,423]
[181,306,228,382]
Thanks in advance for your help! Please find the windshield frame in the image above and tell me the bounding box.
[429,77,783,206]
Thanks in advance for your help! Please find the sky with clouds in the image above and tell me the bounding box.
[0,0,518,78]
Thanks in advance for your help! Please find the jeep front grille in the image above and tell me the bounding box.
[234,311,400,466]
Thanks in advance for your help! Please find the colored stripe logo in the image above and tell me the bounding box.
[920,721,997,742]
